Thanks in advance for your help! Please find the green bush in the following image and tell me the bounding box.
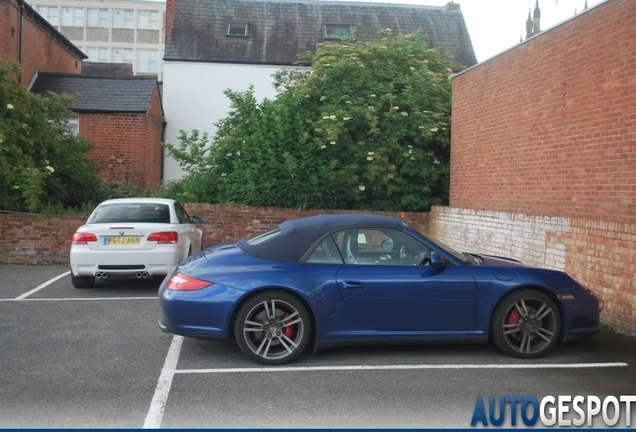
[164,30,459,211]
[0,59,103,213]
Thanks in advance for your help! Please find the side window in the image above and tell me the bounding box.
[306,236,343,264]
[174,203,189,224]
[333,228,432,266]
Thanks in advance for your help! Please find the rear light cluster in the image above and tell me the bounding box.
[72,231,178,244]
[72,232,97,244]
[148,231,179,244]
[166,272,211,291]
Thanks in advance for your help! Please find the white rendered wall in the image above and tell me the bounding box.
[162,61,288,182]
[430,207,570,271]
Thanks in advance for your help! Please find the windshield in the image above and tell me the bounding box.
[407,224,474,265]
[89,203,170,224]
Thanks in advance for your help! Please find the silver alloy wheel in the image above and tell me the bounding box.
[235,291,310,364]
[492,290,561,358]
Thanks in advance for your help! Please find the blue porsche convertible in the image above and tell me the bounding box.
[158,214,602,364]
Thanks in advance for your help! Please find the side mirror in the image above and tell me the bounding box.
[191,216,205,224]
[430,251,447,268]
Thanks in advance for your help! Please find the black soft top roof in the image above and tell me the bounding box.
[236,214,405,262]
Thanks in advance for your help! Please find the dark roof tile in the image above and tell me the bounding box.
[30,74,159,113]
[166,0,477,68]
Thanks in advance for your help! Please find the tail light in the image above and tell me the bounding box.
[166,272,211,291]
[148,231,179,244]
[72,232,98,244]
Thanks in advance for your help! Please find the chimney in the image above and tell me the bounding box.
[165,0,176,45]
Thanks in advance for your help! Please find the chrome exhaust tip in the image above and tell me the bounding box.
[136,272,142,278]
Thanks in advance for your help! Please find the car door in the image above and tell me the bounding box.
[174,202,202,253]
[333,228,477,332]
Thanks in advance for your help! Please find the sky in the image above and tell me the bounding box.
[331,0,608,63]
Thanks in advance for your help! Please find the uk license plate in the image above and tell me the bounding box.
[105,236,141,245]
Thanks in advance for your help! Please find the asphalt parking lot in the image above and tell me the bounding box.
[1,265,635,428]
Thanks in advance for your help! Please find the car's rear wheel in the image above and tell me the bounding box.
[71,273,95,289]
[234,290,311,365]
[491,289,561,358]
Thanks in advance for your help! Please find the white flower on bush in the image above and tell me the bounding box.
[45,166,55,173]
[358,185,365,191]
[7,104,14,109]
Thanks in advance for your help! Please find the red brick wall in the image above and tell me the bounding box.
[183,205,429,249]
[0,205,429,264]
[0,0,83,85]
[79,86,163,187]
[450,0,635,223]
[442,0,636,337]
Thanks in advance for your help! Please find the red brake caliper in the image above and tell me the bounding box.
[283,312,293,338]
[508,309,520,324]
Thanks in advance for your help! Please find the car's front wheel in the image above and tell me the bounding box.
[71,273,95,289]
[234,290,311,365]
[491,289,561,358]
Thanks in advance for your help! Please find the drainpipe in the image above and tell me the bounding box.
[17,0,25,84]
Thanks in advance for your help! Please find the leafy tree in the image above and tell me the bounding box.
[0,59,102,212]
[164,29,459,211]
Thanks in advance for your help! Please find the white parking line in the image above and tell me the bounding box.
[143,335,184,429]
[143,335,628,429]
[15,271,70,300]
[0,297,157,302]
[174,362,629,374]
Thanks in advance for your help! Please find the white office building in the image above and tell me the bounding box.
[29,0,166,80]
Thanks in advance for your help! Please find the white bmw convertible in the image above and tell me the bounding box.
[70,198,204,288]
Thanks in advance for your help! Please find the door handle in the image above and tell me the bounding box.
[342,281,366,290]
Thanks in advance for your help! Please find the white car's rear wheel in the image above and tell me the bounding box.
[71,273,95,289]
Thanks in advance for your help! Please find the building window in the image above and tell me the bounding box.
[87,47,108,63]
[137,49,158,73]
[113,9,134,29]
[138,10,159,30]
[67,117,79,135]
[62,7,84,27]
[324,24,352,40]
[112,48,133,64]
[227,22,249,37]
[37,6,58,26]
[87,8,108,28]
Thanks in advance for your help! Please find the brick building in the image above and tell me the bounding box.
[0,0,85,85]
[1,0,164,187]
[30,73,164,186]
[432,0,635,336]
